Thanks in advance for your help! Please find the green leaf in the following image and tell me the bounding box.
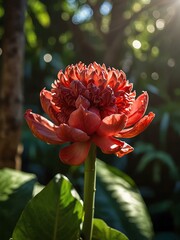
[96,160,154,240]
[136,151,178,179]
[12,174,83,240]
[92,218,128,240]
[0,168,37,240]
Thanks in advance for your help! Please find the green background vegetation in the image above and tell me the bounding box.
[0,0,180,239]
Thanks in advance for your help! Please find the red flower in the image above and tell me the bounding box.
[25,62,155,165]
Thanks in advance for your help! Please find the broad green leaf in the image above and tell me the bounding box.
[12,174,83,240]
[136,151,178,179]
[92,218,128,240]
[32,182,44,196]
[96,160,154,240]
[0,168,37,240]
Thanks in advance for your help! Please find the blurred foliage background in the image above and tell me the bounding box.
[0,0,180,239]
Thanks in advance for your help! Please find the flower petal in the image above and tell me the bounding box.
[40,89,60,125]
[56,124,90,142]
[75,95,90,109]
[126,92,149,128]
[24,109,63,144]
[116,112,155,138]
[68,106,101,135]
[92,135,133,157]
[59,141,91,165]
[97,114,127,136]
[115,142,134,158]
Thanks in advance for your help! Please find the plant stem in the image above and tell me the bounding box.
[82,143,96,240]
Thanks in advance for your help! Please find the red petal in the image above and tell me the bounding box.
[24,110,62,144]
[75,95,90,109]
[68,106,101,135]
[92,135,133,157]
[59,141,91,165]
[56,124,90,142]
[115,142,134,158]
[97,114,127,136]
[40,89,60,125]
[116,112,155,138]
[126,92,149,128]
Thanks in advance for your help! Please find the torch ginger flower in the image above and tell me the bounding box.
[25,62,155,165]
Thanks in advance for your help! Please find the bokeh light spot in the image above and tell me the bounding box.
[141,41,149,51]
[147,24,155,33]
[141,72,147,79]
[151,46,159,57]
[123,11,132,20]
[134,21,144,32]
[151,72,159,80]
[72,4,93,24]
[132,3,142,12]
[61,12,70,21]
[48,37,56,46]
[132,40,141,49]
[156,19,165,30]
[43,53,52,63]
[100,1,112,16]
[167,58,175,67]
[152,10,160,19]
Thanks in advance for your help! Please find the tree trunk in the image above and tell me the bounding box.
[103,0,127,66]
[0,0,26,169]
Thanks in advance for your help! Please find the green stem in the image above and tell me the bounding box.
[82,143,96,240]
